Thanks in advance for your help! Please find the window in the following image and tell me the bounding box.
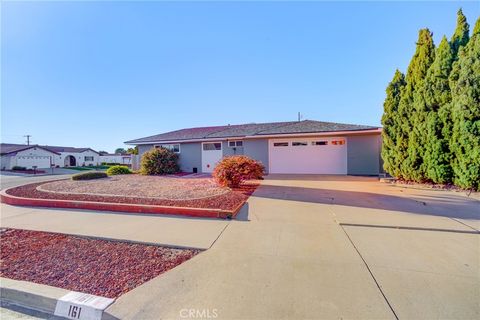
[84,156,94,161]
[312,141,328,146]
[292,142,308,146]
[331,140,345,146]
[157,144,180,153]
[273,142,289,147]
[228,140,243,147]
[203,143,222,151]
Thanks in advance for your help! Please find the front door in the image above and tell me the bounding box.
[201,142,223,173]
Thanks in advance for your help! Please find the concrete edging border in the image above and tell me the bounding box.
[0,188,244,219]
[0,278,118,320]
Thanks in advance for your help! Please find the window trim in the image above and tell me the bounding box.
[202,142,222,151]
[228,140,243,147]
[84,156,94,161]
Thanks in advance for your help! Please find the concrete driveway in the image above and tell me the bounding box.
[107,175,479,320]
[1,175,479,319]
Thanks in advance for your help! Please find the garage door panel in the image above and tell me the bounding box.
[16,156,51,169]
[269,138,347,174]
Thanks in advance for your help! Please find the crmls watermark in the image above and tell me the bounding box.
[179,308,219,319]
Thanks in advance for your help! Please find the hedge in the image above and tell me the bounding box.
[72,171,108,181]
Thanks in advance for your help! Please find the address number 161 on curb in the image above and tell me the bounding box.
[54,291,115,320]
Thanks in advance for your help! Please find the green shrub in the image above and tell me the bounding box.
[106,165,132,175]
[12,166,27,171]
[140,147,179,175]
[72,171,108,181]
[213,155,265,188]
[102,162,122,166]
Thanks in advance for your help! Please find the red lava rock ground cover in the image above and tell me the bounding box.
[0,229,200,298]
[6,180,258,211]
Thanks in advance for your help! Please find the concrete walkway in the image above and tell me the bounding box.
[0,204,229,250]
[107,175,480,319]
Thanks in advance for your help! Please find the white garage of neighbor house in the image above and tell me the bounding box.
[0,144,59,170]
[126,120,383,175]
[0,143,100,170]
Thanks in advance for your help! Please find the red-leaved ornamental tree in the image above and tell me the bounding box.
[213,156,265,188]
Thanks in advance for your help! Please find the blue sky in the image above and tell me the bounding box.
[2,1,479,152]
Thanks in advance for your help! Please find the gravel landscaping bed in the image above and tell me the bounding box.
[38,175,229,200]
[0,229,200,298]
[6,180,257,211]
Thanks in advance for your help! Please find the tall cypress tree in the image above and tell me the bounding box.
[399,29,436,181]
[381,70,406,177]
[449,17,480,190]
[451,9,470,56]
[474,16,480,35]
[422,36,455,183]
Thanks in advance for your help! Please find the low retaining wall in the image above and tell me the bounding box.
[0,189,244,219]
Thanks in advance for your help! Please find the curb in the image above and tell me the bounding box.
[1,188,244,219]
[380,178,480,201]
[0,278,119,320]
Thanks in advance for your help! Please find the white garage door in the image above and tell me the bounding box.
[269,137,347,174]
[15,156,51,169]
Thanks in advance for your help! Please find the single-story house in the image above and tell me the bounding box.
[44,145,100,167]
[125,120,383,175]
[1,144,60,170]
[0,143,100,170]
[99,153,132,165]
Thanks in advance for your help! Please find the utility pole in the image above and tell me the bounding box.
[297,112,303,122]
[24,135,32,145]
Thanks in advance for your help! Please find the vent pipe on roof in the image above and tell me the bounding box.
[297,112,303,122]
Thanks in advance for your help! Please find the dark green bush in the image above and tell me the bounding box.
[106,165,132,175]
[12,166,27,171]
[72,171,108,181]
[140,147,179,175]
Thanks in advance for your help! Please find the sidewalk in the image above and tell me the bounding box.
[0,204,229,250]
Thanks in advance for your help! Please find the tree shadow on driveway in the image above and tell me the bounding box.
[251,184,480,220]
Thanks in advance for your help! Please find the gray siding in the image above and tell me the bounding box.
[243,139,269,173]
[222,141,244,157]
[347,135,381,175]
[137,143,202,173]
[138,144,154,157]
[178,142,202,173]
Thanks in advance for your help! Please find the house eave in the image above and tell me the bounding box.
[125,128,382,145]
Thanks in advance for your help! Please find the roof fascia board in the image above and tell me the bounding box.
[127,136,245,145]
[245,128,382,139]
[126,128,381,145]
[2,145,61,156]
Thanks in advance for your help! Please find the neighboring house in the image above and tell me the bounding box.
[44,145,100,167]
[1,144,60,170]
[0,143,100,169]
[99,153,132,165]
[125,120,383,175]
